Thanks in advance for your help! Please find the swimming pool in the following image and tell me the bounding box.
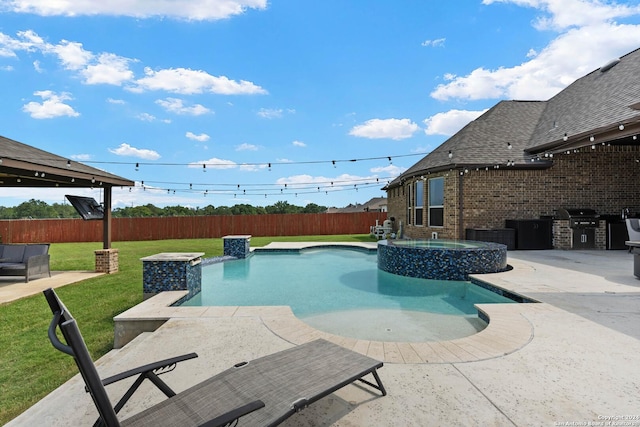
[180,248,515,342]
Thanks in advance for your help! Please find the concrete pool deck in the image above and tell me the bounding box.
[7,246,640,426]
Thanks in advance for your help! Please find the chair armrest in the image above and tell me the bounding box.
[25,254,49,267]
[198,400,265,427]
[101,352,198,387]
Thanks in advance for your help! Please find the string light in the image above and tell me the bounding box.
[60,152,428,170]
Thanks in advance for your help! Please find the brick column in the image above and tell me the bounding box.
[95,248,119,273]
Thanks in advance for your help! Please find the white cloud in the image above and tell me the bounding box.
[186,132,210,142]
[156,97,211,115]
[433,2,640,101]
[0,0,268,21]
[239,163,266,172]
[134,67,267,95]
[236,143,259,151]
[0,31,136,86]
[257,108,283,119]
[0,30,267,100]
[483,0,640,31]
[48,39,93,70]
[349,118,420,140]
[292,140,306,147]
[189,157,237,170]
[275,173,381,191]
[370,164,407,178]
[70,153,93,161]
[81,52,134,85]
[136,112,156,122]
[108,143,161,160]
[421,38,446,47]
[424,109,489,136]
[33,60,42,72]
[22,90,80,119]
[107,98,125,104]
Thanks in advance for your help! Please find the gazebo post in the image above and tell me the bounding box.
[103,188,112,250]
[94,187,119,273]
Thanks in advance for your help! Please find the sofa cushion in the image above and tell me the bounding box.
[2,245,25,263]
[24,244,49,258]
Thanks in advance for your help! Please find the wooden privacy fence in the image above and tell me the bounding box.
[0,212,388,243]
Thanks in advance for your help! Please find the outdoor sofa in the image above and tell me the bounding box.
[0,243,50,282]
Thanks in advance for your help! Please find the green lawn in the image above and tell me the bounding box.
[0,234,375,425]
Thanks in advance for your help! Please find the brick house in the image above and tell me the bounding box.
[384,47,640,250]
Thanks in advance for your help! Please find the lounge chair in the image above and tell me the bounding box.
[625,218,640,252]
[43,288,386,427]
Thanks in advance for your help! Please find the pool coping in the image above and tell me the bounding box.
[114,241,538,364]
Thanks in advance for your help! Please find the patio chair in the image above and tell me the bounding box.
[625,218,640,251]
[43,288,386,427]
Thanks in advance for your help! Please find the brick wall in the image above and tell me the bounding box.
[388,145,640,242]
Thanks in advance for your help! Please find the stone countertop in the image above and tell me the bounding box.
[140,253,205,262]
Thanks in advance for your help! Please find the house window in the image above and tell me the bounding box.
[414,179,424,226]
[428,177,444,227]
[406,183,412,225]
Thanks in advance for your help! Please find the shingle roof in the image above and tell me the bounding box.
[389,100,547,186]
[528,47,640,151]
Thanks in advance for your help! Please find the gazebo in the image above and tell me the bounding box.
[0,135,135,272]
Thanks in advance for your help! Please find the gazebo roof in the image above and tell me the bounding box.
[1,135,134,188]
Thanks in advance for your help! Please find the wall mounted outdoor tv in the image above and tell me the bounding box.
[65,195,104,220]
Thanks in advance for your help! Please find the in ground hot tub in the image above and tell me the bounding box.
[377,239,508,280]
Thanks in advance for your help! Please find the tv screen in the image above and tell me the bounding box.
[65,195,104,220]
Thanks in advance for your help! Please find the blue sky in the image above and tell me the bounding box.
[2,0,640,209]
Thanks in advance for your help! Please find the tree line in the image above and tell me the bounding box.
[0,199,329,219]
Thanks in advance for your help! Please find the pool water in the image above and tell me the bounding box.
[390,239,483,249]
[180,248,515,342]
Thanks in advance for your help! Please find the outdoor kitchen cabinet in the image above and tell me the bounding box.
[505,219,553,250]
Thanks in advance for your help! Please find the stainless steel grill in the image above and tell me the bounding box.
[556,208,600,228]
[556,208,600,249]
